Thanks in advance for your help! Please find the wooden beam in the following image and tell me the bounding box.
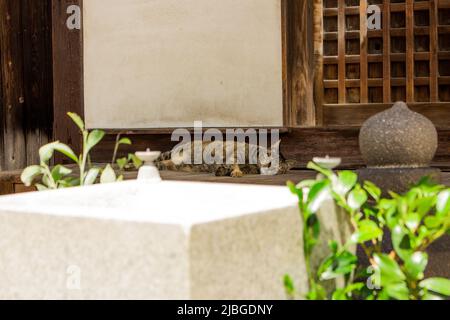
[324,102,450,127]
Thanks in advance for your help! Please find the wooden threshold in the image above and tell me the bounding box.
[323,103,450,127]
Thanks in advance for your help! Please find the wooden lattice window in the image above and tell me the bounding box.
[322,0,450,106]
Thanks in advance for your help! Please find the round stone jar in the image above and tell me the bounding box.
[359,101,438,168]
[358,102,441,194]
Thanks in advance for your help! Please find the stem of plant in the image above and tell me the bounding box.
[111,133,121,165]
[42,164,57,189]
[79,132,88,186]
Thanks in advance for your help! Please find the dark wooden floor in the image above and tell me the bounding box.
[161,169,450,186]
[158,170,317,186]
[3,168,450,196]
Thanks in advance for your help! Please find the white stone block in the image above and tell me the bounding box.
[0,181,310,300]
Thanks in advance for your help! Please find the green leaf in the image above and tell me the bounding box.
[51,165,72,182]
[307,180,331,213]
[116,157,129,171]
[53,143,78,163]
[129,154,143,169]
[86,130,105,153]
[436,189,450,217]
[283,275,295,298]
[84,168,100,185]
[333,171,357,196]
[287,181,299,195]
[422,293,444,300]
[329,240,338,254]
[21,165,42,187]
[364,181,382,201]
[405,252,428,281]
[306,214,320,241]
[397,197,409,220]
[405,213,421,232]
[373,253,406,286]
[420,278,450,296]
[332,283,365,300]
[100,164,117,184]
[414,197,436,218]
[118,137,132,145]
[351,219,383,244]
[391,225,412,261]
[39,142,57,163]
[42,174,52,189]
[35,184,48,191]
[319,250,357,280]
[384,282,410,300]
[424,216,443,229]
[58,177,80,188]
[331,288,348,301]
[39,142,78,164]
[380,199,399,229]
[348,187,368,211]
[307,161,333,179]
[306,283,327,301]
[296,179,317,189]
[67,112,85,131]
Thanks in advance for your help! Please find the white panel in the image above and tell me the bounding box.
[83,0,284,129]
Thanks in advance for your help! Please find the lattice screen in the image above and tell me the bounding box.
[322,0,450,105]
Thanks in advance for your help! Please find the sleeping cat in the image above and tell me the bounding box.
[156,140,295,177]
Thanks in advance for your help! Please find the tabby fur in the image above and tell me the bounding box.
[156,141,295,177]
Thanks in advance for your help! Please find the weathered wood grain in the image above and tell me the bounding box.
[288,0,317,126]
[52,0,83,156]
[0,0,27,170]
[21,0,53,165]
[0,0,53,170]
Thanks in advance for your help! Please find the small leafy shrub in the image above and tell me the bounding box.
[112,134,143,171]
[21,113,139,190]
[285,161,450,300]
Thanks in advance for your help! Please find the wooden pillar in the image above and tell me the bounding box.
[52,0,83,157]
[21,0,53,165]
[288,0,318,127]
[0,0,27,170]
[0,0,53,170]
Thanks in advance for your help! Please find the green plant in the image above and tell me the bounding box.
[116,153,143,171]
[285,161,450,300]
[21,113,129,190]
[112,133,143,171]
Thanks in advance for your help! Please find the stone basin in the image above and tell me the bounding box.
[0,180,349,299]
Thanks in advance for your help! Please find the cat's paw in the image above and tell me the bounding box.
[231,170,244,178]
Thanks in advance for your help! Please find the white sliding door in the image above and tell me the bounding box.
[83,0,284,129]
